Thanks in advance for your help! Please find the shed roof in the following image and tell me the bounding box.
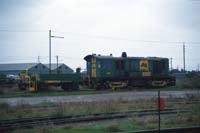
[45,63,63,70]
[0,63,38,71]
[44,63,73,71]
[0,63,73,71]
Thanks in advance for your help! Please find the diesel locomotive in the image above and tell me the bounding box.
[20,52,175,91]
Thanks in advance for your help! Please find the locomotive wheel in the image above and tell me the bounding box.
[61,82,79,91]
[61,84,70,91]
[18,84,27,91]
[38,83,48,91]
[151,80,167,87]
[72,82,79,90]
[106,81,128,90]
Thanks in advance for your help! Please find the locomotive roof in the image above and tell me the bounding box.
[84,54,168,61]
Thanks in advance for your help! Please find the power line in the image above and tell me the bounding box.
[54,31,182,44]
[0,29,200,45]
[0,29,47,33]
[54,31,200,45]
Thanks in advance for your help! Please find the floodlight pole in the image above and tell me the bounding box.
[158,90,160,132]
[49,30,64,74]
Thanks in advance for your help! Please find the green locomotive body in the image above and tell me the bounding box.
[25,52,175,91]
[28,73,82,91]
[84,52,175,89]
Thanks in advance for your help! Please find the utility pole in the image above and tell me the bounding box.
[38,56,40,63]
[56,55,58,74]
[49,29,64,74]
[49,30,51,74]
[158,90,161,133]
[198,64,199,72]
[183,42,186,72]
[170,57,172,72]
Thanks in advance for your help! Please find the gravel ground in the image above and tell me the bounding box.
[0,90,199,106]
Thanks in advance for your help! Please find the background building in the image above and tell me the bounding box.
[50,63,74,74]
[0,63,49,75]
[0,63,74,75]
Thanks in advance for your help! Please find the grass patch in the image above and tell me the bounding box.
[176,72,200,89]
[0,96,199,121]
[106,121,121,132]
[2,92,198,132]
[0,98,157,120]
[12,111,200,133]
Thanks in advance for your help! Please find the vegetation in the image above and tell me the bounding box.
[12,112,200,133]
[0,99,156,120]
[177,72,200,89]
[106,121,121,132]
[0,96,198,132]
[0,96,199,120]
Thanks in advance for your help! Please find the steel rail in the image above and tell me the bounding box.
[123,126,200,133]
[0,109,190,131]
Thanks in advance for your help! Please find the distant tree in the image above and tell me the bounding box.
[180,72,200,89]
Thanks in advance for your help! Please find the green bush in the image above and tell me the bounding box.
[0,90,4,94]
[178,72,200,89]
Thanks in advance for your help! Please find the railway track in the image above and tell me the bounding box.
[126,127,200,133]
[0,109,189,131]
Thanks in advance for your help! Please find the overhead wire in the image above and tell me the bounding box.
[0,29,47,33]
[53,30,200,45]
[0,29,200,45]
[0,29,199,69]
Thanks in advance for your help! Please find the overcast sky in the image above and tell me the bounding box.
[0,0,200,70]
